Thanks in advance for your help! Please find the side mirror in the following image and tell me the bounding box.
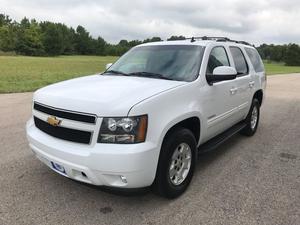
[206,66,237,84]
[106,63,113,70]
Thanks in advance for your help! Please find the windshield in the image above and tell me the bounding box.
[105,45,204,82]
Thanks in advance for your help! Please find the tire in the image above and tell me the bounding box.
[153,128,197,199]
[240,98,260,136]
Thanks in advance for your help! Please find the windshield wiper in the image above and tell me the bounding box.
[128,72,174,80]
[102,70,129,76]
[103,70,176,80]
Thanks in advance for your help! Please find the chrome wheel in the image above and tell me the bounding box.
[251,106,258,130]
[169,143,192,186]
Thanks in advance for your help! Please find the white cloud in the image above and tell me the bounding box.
[1,0,299,45]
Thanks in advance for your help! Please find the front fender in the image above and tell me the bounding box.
[128,82,204,149]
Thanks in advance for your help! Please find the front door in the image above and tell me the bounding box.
[201,46,241,141]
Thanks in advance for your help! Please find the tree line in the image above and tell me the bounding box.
[1,14,300,65]
[0,14,163,56]
[257,44,300,66]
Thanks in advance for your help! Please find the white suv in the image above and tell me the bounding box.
[26,37,266,198]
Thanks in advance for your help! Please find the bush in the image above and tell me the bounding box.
[0,50,16,56]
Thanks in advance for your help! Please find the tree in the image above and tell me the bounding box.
[16,19,44,55]
[0,24,17,51]
[0,14,12,26]
[95,36,106,55]
[167,35,186,41]
[0,14,17,52]
[143,37,162,43]
[257,44,267,59]
[119,39,129,46]
[284,44,300,66]
[40,22,64,56]
[58,24,76,55]
[128,40,142,47]
[19,17,30,28]
[74,25,93,54]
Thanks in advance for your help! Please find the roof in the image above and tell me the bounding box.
[140,40,213,47]
[139,37,255,48]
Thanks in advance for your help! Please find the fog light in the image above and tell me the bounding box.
[120,175,127,184]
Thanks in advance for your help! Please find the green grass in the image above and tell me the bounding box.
[0,55,118,93]
[1,56,300,93]
[264,61,300,75]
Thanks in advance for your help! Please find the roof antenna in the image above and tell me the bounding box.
[190,37,196,42]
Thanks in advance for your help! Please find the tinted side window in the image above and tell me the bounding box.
[245,48,264,72]
[229,47,248,75]
[206,47,230,75]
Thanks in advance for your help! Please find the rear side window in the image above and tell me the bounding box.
[229,47,248,75]
[206,46,230,75]
[245,48,264,73]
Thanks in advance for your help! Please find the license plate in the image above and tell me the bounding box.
[51,161,66,174]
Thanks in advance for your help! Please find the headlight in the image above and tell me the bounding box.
[98,115,148,144]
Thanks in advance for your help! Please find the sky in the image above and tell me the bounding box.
[1,0,300,45]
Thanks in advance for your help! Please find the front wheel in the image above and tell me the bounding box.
[153,128,197,199]
[240,99,260,136]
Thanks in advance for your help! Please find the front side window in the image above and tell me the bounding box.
[105,45,204,82]
[245,48,264,73]
[206,46,230,75]
[230,47,249,75]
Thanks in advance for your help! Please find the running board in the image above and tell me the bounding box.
[198,121,247,153]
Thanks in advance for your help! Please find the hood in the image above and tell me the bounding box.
[34,74,186,116]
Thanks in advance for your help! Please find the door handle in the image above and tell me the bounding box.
[249,81,255,88]
[230,87,238,95]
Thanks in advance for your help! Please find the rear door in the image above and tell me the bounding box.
[228,46,253,120]
[244,47,266,93]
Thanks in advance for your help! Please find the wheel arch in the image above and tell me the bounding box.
[161,115,201,147]
[253,89,263,106]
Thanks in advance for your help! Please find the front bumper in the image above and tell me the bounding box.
[26,118,159,188]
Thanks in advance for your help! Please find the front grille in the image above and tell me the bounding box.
[34,102,96,124]
[34,117,92,144]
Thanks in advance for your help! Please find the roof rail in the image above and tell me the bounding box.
[185,36,253,46]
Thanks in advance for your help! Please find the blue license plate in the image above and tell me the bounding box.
[51,161,66,174]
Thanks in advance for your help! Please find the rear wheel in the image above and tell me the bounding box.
[240,99,260,136]
[153,128,197,198]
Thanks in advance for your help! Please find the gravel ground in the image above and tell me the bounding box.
[0,74,299,225]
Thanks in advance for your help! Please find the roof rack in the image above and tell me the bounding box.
[185,36,253,46]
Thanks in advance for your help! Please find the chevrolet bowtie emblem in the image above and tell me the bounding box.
[47,116,61,127]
